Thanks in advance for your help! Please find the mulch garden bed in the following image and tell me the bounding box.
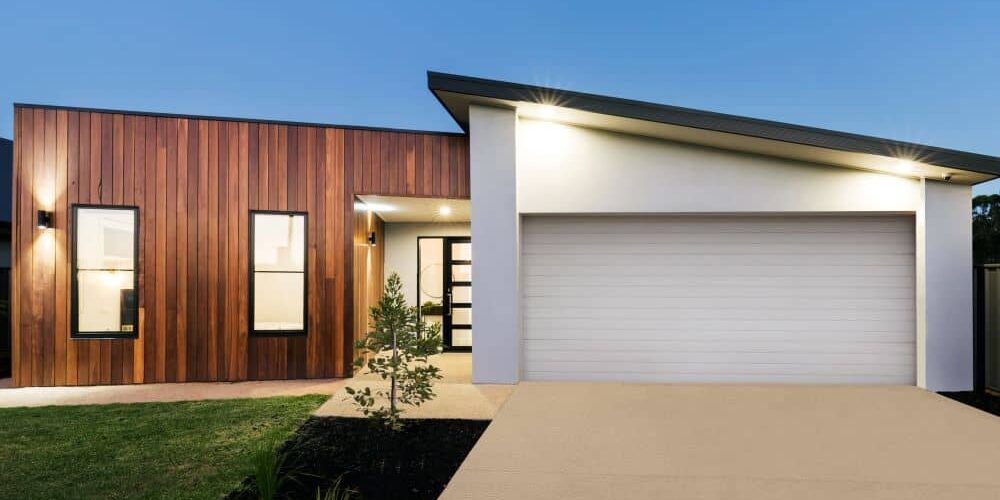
[939,391,1000,417]
[229,417,490,500]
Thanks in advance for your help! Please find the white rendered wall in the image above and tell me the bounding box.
[917,180,973,391]
[469,105,520,384]
[517,119,921,214]
[382,222,471,307]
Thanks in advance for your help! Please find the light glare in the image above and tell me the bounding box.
[894,158,915,173]
[536,104,558,120]
[354,202,396,212]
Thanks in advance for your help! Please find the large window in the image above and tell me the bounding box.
[251,211,307,335]
[72,205,139,338]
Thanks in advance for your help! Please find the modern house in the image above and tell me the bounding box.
[10,73,999,391]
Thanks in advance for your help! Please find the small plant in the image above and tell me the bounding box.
[315,475,360,500]
[419,300,442,316]
[346,272,443,430]
[249,438,295,500]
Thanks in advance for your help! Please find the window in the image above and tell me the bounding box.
[250,211,307,335]
[72,205,139,338]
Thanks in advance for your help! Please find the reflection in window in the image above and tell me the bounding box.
[251,212,306,334]
[74,206,138,336]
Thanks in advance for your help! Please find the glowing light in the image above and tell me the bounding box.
[519,119,573,165]
[536,104,558,120]
[438,205,452,216]
[894,158,916,173]
[353,202,396,212]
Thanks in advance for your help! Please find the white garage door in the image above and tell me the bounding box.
[522,215,915,384]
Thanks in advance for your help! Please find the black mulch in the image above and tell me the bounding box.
[229,417,490,500]
[939,391,1000,417]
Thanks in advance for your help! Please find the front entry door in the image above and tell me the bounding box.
[442,237,472,351]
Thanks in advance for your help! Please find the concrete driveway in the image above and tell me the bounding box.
[441,383,1000,499]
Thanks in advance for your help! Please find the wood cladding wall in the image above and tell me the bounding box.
[352,208,385,361]
[11,105,469,386]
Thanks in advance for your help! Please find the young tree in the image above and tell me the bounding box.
[974,194,1000,265]
[345,272,443,430]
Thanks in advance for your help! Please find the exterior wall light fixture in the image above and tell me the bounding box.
[37,210,53,229]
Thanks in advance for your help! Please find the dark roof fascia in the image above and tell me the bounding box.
[13,102,466,138]
[427,71,1000,176]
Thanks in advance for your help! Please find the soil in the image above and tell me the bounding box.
[229,417,490,500]
[939,391,1000,417]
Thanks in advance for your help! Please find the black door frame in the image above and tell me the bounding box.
[417,236,472,352]
[443,236,471,352]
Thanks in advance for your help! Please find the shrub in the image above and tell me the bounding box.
[346,272,443,430]
[249,438,295,500]
[315,475,360,500]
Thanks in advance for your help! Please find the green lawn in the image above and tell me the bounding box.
[0,395,329,500]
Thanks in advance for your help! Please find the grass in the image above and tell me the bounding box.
[0,395,329,500]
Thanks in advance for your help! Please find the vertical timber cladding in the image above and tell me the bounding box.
[352,206,385,363]
[10,105,470,386]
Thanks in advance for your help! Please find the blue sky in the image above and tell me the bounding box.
[2,1,999,194]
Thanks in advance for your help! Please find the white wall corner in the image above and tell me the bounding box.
[469,105,520,384]
[916,179,973,391]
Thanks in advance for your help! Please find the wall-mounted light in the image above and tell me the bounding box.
[536,104,558,120]
[367,231,377,246]
[893,158,916,173]
[37,210,53,229]
[438,205,452,216]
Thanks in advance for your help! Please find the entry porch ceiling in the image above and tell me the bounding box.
[428,72,1000,185]
[356,195,471,223]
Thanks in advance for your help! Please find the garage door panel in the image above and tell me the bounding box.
[523,216,913,234]
[525,285,914,299]
[521,215,916,384]
[524,231,915,246]
[526,361,914,379]
[525,296,914,311]
[524,274,912,289]
[524,253,912,268]
[524,333,915,347]
[524,318,914,336]
[525,337,915,350]
[524,350,915,367]
[525,242,915,256]
[524,370,912,385]
[524,264,914,278]
[525,306,911,321]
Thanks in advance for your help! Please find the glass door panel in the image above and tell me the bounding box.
[418,236,471,351]
[417,238,445,329]
[451,264,471,283]
[452,285,472,303]
[451,242,472,261]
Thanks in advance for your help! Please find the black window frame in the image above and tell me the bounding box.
[70,204,140,340]
[249,210,308,337]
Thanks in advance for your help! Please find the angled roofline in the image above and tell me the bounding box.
[427,71,1000,177]
[13,102,466,138]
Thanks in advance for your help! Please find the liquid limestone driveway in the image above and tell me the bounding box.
[440,382,1000,500]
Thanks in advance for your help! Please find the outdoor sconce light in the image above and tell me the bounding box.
[37,210,53,229]
[367,231,377,246]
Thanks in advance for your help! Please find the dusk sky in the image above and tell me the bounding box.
[3,1,998,193]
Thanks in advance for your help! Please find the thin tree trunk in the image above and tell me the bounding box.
[390,328,397,414]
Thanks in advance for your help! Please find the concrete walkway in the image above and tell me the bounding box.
[0,353,513,419]
[0,376,348,408]
[315,353,513,419]
[441,383,1000,500]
